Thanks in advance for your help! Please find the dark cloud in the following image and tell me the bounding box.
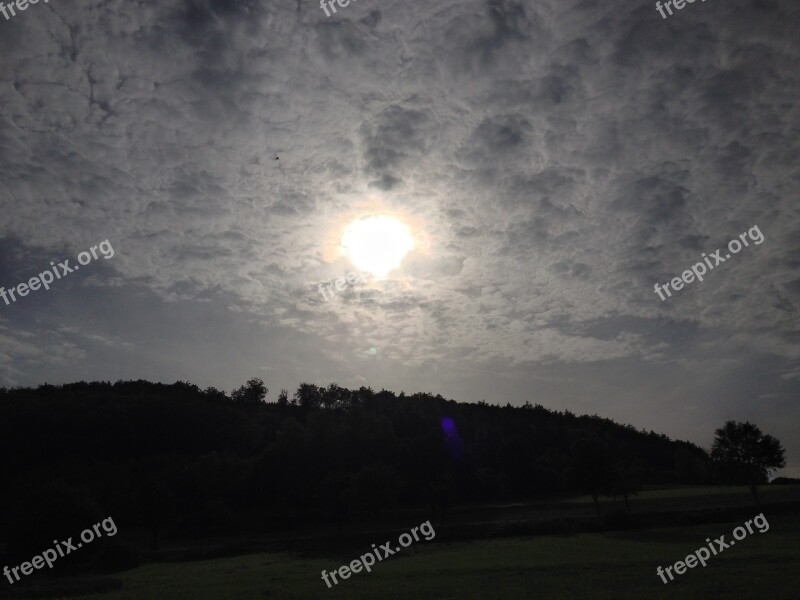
[361,105,429,177]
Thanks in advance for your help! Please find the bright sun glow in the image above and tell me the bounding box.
[341,216,415,278]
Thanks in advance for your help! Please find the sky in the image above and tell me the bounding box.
[0,0,798,475]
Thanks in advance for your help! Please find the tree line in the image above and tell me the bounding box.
[0,379,785,559]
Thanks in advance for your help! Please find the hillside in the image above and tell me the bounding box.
[0,380,712,548]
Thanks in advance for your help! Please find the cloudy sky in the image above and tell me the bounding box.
[0,0,797,474]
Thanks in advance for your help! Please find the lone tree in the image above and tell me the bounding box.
[570,437,615,520]
[611,457,648,514]
[710,421,786,506]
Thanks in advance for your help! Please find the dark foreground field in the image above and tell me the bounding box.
[66,513,799,600]
[50,486,797,599]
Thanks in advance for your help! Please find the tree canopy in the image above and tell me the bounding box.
[710,420,786,505]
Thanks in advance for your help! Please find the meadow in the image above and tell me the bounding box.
[61,486,799,600]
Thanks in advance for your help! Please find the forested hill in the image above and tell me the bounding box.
[0,380,710,546]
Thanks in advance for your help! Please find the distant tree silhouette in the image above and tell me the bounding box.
[771,477,800,485]
[610,457,647,514]
[294,383,322,410]
[570,438,614,520]
[322,383,350,409]
[277,388,289,407]
[231,378,268,404]
[675,446,710,484]
[202,386,229,402]
[710,421,786,506]
[0,378,717,551]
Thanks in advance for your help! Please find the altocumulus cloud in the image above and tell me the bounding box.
[0,0,798,472]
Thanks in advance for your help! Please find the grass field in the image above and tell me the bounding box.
[69,511,800,600]
[564,483,795,503]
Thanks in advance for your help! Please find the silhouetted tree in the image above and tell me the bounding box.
[294,383,322,410]
[611,457,647,513]
[277,388,289,407]
[231,378,268,404]
[202,386,229,402]
[570,438,614,520]
[322,383,350,409]
[0,378,717,548]
[771,477,800,485]
[710,421,786,506]
[675,446,710,484]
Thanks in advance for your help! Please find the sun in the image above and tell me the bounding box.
[341,216,415,278]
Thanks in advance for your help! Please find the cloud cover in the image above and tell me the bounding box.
[0,0,798,471]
